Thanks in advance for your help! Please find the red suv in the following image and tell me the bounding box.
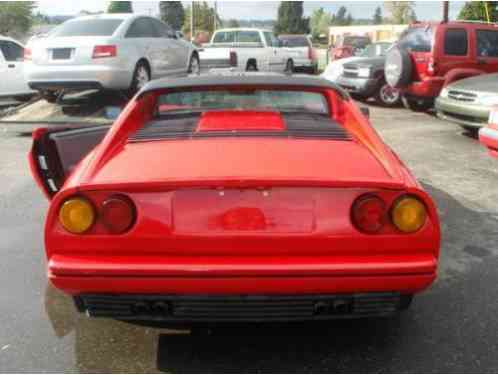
[385,21,498,111]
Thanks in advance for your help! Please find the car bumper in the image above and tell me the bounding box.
[435,97,489,128]
[26,64,132,91]
[479,126,498,158]
[336,76,379,97]
[403,77,445,98]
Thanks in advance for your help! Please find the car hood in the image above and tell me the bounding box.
[448,73,498,95]
[80,138,404,190]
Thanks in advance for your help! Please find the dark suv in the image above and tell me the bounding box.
[385,21,498,111]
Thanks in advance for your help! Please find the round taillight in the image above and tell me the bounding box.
[352,195,387,234]
[59,197,95,234]
[101,196,136,234]
[391,196,427,233]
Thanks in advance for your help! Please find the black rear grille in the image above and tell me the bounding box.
[75,293,404,322]
[129,113,352,142]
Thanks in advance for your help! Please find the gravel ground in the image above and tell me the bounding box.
[0,103,497,373]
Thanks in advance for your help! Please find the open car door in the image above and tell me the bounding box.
[29,125,110,199]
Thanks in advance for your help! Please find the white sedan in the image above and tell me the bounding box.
[0,36,36,100]
[25,14,199,102]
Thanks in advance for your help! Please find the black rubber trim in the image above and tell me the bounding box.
[29,81,103,91]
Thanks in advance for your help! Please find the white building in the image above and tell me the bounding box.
[329,24,408,45]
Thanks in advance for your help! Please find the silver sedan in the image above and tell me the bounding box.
[25,14,199,102]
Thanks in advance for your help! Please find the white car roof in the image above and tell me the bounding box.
[214,28,272,33]
[65,13,140,22]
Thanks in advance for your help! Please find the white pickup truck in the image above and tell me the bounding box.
[199,28,297,73]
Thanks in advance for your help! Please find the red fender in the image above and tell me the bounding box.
[443,68,485,87]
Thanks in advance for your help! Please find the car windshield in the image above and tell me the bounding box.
[279,36,309,47]
[51,19,124,37]
[157,89,329,115]
[343,36,371,48]
[360,43,392,57]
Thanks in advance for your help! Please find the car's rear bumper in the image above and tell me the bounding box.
[403,77,445,98]
[435,97,489,128]
[48,253,437,295]
[74,292,415,321]
[26,64,131,90]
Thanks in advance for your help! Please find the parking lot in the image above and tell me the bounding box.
[1,101,498,372]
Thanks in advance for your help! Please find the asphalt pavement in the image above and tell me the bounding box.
[0,104,498,372]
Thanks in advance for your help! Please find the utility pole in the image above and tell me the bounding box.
[191,1,194,42]
[214,1,218,30]
[443,1,449,23]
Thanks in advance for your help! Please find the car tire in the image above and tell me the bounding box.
[385,46,412,88]
[41,91,59,103]
[285,59,294,73]
[401,95,434,112]
[460,125,480,136]
[188,54,200,75]
[246,62,257,72]
[129,61,150,95]
[375,81,401,107]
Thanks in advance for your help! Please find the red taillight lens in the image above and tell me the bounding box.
[229,50,238,67]
[100,195,136,234]
[24,48,32,61]
[92,45,117,59]
[352,195,387,234]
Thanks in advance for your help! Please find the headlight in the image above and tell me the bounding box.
[357,67,371,78]
[59,197,95,234]
[479,95,498,106]
[440,87,449,98]
[391,196,427,233]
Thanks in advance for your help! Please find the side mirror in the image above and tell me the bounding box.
[360,106,370,118]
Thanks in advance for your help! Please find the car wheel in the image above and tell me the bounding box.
[246,63,257,72]
[129,61,150,94]
[385,46,413,89]
[285,59,294,73]
[375,81,401,107]
[460,125,480,136]
[41,91,59,103]
[401,95,434,112]
[188,54,200,75]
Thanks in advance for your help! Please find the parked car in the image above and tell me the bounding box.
[330,35,371,61]
[334,42,400,107]
[25,14,199,102]
[278,34,318,74]
[0,36,36,100]
[199,28,296,72]
[436,72,498,132]
[479,106,498,158]
[386,21,498,112]
[29,73,440,322]
[322,55,364,83]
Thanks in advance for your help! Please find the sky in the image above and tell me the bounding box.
[35,1,467,21]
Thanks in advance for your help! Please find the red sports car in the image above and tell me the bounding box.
[480,107,498,159]
[29,74,440,322]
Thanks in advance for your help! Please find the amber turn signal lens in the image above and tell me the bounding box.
[391,196,427,233]
[59,198,95,234]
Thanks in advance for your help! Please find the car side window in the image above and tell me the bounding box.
[152,19,174,38]
[263,32,273,47]
[213,31,235,43]
[126,18,157,38]
[444,28,468,56]
[398,27,433,52]
[236,31,262,44]
[476,29,498,57]
[0,41,23,62]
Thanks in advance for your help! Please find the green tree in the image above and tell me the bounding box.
[0,2,35,36]
[183,2,221,36]
[274,1,308,35]
[107,1,133,14]
[159,1,184,30]
[384,1,415,24]
[330,6,353,26]
[226,19,240,28]
[458,1,498,22]
[310,7,332,39]
[373,6,383,24]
